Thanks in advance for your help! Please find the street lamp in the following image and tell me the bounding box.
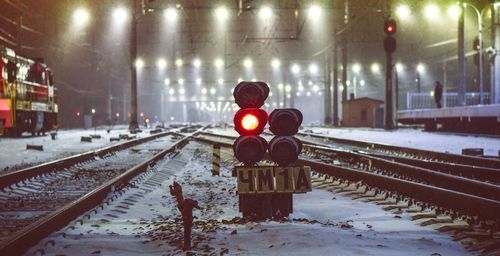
[463,2,497,105]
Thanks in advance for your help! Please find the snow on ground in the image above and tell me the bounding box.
[28,141,471,256]
[305,126,499,156]
[0,125,150,173]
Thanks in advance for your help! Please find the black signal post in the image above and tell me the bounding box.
[384,18,396,130]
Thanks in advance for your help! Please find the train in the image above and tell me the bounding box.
[0,46,58,136]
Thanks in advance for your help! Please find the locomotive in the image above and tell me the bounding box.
[0,46,58,136]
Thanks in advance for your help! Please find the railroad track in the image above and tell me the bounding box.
[296,130,500,169]
[194,132,500,255]
[0,125,206,255]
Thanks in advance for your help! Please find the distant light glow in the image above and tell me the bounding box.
[73,8,90,26]
[360,80,366,86]
[178,78,184,85]
[307,5,322,19]
[243,58,253,68]
[179,88,185,95]
[448,5,460,19]
[218,78,224,85]
[309,64,318,74]
[215,6,229,21]
[175,59,183,67]
[112,6,128,23]
[193,58,201,68]
[291,64,300,74]
[210,87,216,95]
[164,78,170,85]
[259,6,273,20]
[135,58,145,68]
[395,63,404,72]
[424,4,439,20]
[201,87,208,94]
[214,58,224,68]
[237,77,243,83]
[278,83,284,90]
[371,63,380,73]
[196,78,202,85]
[156,58,167,69]
[352,63,361,73]
[312,85,319,92]
[169,88,174,95]
[164,7,178,22]
[416,63,425,73]
[395,5,410,20]
[271,58,281,69]
[285,85,291,92]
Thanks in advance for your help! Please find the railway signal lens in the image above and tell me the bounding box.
[269,108,303,136]
[234,108,268,135]
[233,136,268,165]
[384,18,396,35]
[233,81,270,108]
[241,114,259,131]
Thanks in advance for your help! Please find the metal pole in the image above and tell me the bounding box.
[458,0,467,106]
[478,13,484,104]
[333,39,339,126]
[129,0,139,131]
[395,68,399,111]
[324,54,332,125]
[494,4,500,104]
[385,48,394,130]
[341,0,349,126]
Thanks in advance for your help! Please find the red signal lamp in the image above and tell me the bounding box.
[234,108,268,135]
[384,18,397,35]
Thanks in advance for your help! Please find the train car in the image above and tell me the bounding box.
[397,105,500,135]
[0,46,58,136]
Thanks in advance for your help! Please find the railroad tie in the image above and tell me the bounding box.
[212,144,221,176]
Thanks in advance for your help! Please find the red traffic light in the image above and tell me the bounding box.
[268,136,302,166]
[268,108,303,136]
[233,81,270,108]
[384,19,396,35]
[233,136,268,165]
[234,108,268,135]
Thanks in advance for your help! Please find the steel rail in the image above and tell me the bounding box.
[361,151,500,184]
[192,134,500,221]
[298,131,500,169]
[0,126,207,256]
[303,144,500,201]
[0,130,174,190]
[297,158,500,221]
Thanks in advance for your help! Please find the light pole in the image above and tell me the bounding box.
[464,2,499,105]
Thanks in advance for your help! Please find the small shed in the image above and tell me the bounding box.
[342,97,384,127]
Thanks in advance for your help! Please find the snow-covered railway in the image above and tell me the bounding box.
[195,130,500,255]
[0,128,202,255]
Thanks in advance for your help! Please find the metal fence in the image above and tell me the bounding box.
[405,92,491,109]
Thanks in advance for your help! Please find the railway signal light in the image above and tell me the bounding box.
[268,108,303,166]
[384,18,396,35]
[233,81,270,165]
[473,37,480,51]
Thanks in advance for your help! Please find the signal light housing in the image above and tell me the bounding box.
[384,19,397,35]
[233,81,270,108]
[269,109,303,136]
[234,108,268,135]
[233,136,268,165]
[233,81,270,166]
[268,108,303,166]
[268,136,302,166]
